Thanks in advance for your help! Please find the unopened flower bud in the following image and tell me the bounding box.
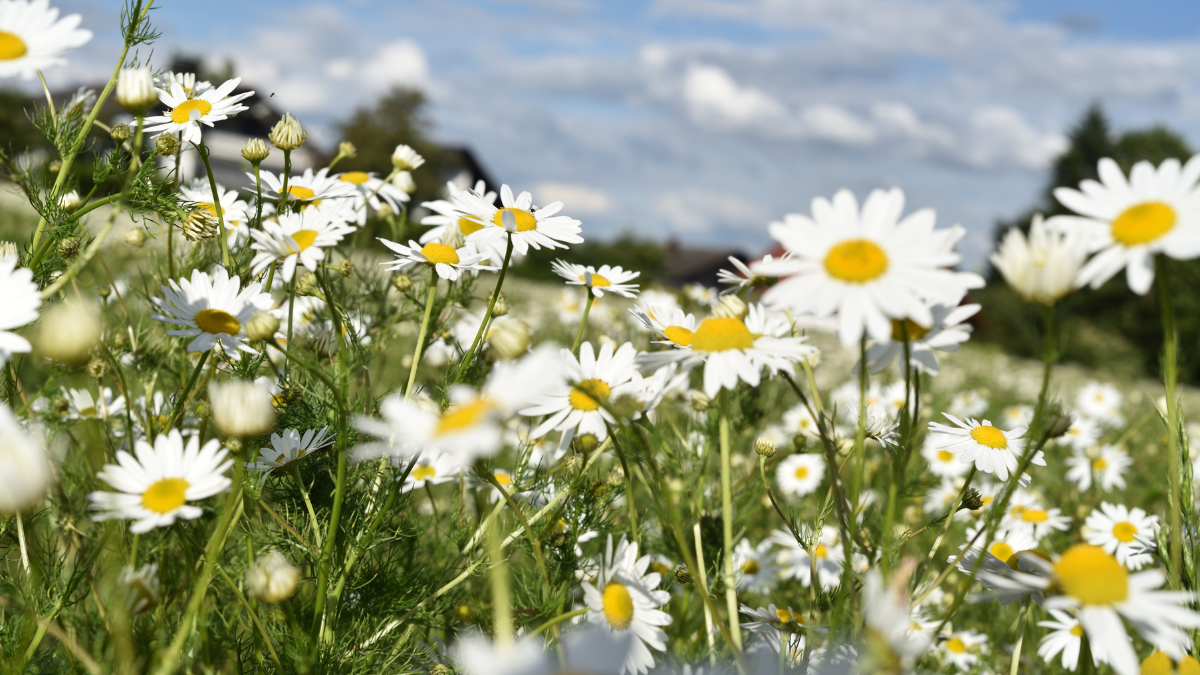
[754,436,777,458]
[58,190,82,213]
[124,227,145,248]
[119,563,161,614]
[391,272,413,293]
[1044,406,1073,440]
[338,259,354,277]
[223,437,242,454]
[181,207,219,242]
[338,141,356,159]
[57,236,81,261]
[269,113,306,151]
[35,300,101,365]
[575,433,600,454]
[391,143,425,172]
[689,391,711,413]
[245,550,299,603]
[486,317,530,360]
[392,170,416,194]
[959,488,984,512]
[244,311,280,343]
[710,294,747,320]
[674,565,693,585]
[97,286,111,299]
[241,138,270,164]
[155,133,179,157]
[491,291,508,317]
[610,393,642,420]
[295,272,319,297]
[116,67,156,112]
[0,241,17,258]
[48,159,62,173]
[209,380,276,437]
[110,123,132,143]
[86,356,107,379]
[430,665,454,675]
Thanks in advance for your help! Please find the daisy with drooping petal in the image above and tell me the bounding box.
[756,187,984,347]
[453,184,583,256]
[772,526,844,590]
[255,167,359,214]
[119,563,161,614]
[627,304,697,348]
[861,302,980,376]
[151,265,273,360]
[733,538,782,594]
[958,524,1038,569]
[1065,444,1131,492]
[419,180,507,262]
[581,534,673,675]
[377,238,496,281]
[938,625,988,671]
[89,429,232,533]
[635,303,815,398]
[249,427,334,474]
[248,209,356,282]
[336,170,409,224]
[178,179,252,250]
[143,78,254,146]
[739,604,809,665]
[551,260,640,298]
[775,453,825,498]
[1076,381,1125,427]
[1084,502,1158,570]
[954,545,1052,606]
[718,253,784,296]
[992,213,1088,305]
[522,342,638,449]
[927,413,1042,481]
[0,0,91,79]
[0,253,38,363]
[1038,609,1088,671]
[1052,156,1200,294]
[63,386,125,421]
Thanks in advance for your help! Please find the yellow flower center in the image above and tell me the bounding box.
[776,608,803,624]
[194,309,241,335]
[1093,458,1108,470]
[989,542,1014,562]
[650,562,671,577]
[823,239,889,283]
[1054,544,1128,605]
[1112,521,1138,543]
[420,242,460,265]
[435,399,492,436]
[339,171,371,185]
[79,406,97,418]
[814,544,828,559]
[0,31,28,60]
[286,229,319,253]
[663,326,694,347]
[579,273,611,287]
[1070,624,1084,637]
[494,471,512,487]
[946,637,966,653]
[1112,201,1176,246]
[937,450,954,462]
[602,581,634,630]
[142,478,190,514]
[742,559,760,575]
[794,466,809,479]
[286,185,316,201]
[169,99,213,124]
[1143,652,1175,675]
[492,207,538,232]
[890,318,931,341]
[690,317,754,352]
[1022,509,1049,523]
[969,425,1008,449]
[569,379,611,412]
[412,465,437,482]
[458,216,485,236]
[1006,548,1052,571]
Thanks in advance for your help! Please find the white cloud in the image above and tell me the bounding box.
[799,104,876,145]
[357,40,430,90]
[961,105,1067,170]
[533,182,613,215]
[650,188,772,234]
[683,63,785,129]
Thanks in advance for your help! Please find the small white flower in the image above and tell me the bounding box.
[991,213,1088,304]
[522,342,639,449]
[1083,502,1159,570]
[246,549,300,603]
[1065,444,1131,492]
[0,402,49,514]
[119,563,161,614]
[249,427,333,474]
[143,77,254,146]
[927,413,1041,481]
[151,266,273,360]
[581,534,673,675]
[1076,381,1125,428]
[772,526,844,590]
[733,538,782,594]
[248,209,356,283]
[209,380,277,437]
[391,143,425,171]
[775,453,825,498]
[552,260,640,298]
[947,389,988,419]
[1037,609,1088,671]
[377,238,496,281]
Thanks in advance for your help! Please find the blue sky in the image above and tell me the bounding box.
[47,0,1200,266]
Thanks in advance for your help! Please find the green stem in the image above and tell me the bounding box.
[290,465,323,549]
[284,279,296,380]
[611,433,640,545]
[570,292,595,354]
[486,514,514,646]
[405,278,438,400]
[280,150,292,213]
[1009,598,1032,675]
[458,237,514,377]
[196,135,232,269]
[213,563,286,674]
[719,394,742,650]
[168,351,209,429]
[1157,256,1183,589]
[528,608,587,638]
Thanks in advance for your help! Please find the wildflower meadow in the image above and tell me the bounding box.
[3,3,1200,675]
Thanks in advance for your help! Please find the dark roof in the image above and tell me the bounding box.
[666,239,745,287]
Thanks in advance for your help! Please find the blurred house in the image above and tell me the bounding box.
[666,238,745,287]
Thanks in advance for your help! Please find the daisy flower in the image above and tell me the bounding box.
[947,389,988,418]
[178,179,252,250]
[1084,502,1159,570]
[581,534,672,675]
[151,265,273,360]
[939,625,987,671]
[1065,444,1131,491]
[718,254,783,296]
[635,303,816,399]
[63,386,125,421]
[377,238,495,281]
[1142,652,1200,675]
[927,413,1042,481]
[921,436,971,479]
[739,604,809,664]
[453,184,583,256]
[402,452,463,493]
[551,260,640,298]
[0,0,91,79]
[353,346,563,464]
[732,538,781,594]
[782,403,821,439]
[1038,609,1088,671]
[248,209,356,282]
[484,468,518,503]
[157,71,211,97]
[1076,381,1125,427]
[89,430,232,533]
[925,478,964,514]
[0,253,38,363]
[775,453,825,498]
[1001,404,1034,429]
[955,546,1052,606]
[255,167,359,213]
[861,569,932,670]
[1002,492,1072,541]
[627,304,697,348]
[1052,156,1200,294]
[336,170,409,224]
[143,77,253,146]
[992,213,1089,305]
[419,180,507,262]
[861,302,980,376]
[119,563,161,614]
[522,341,638,449]
[959,524,1038,569]
[249,427,334,475]
[771,526,844,589]
[684,283,718,306]
[1059,415,1101,451]
[132,391,197,439]
[756,187,984,346]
